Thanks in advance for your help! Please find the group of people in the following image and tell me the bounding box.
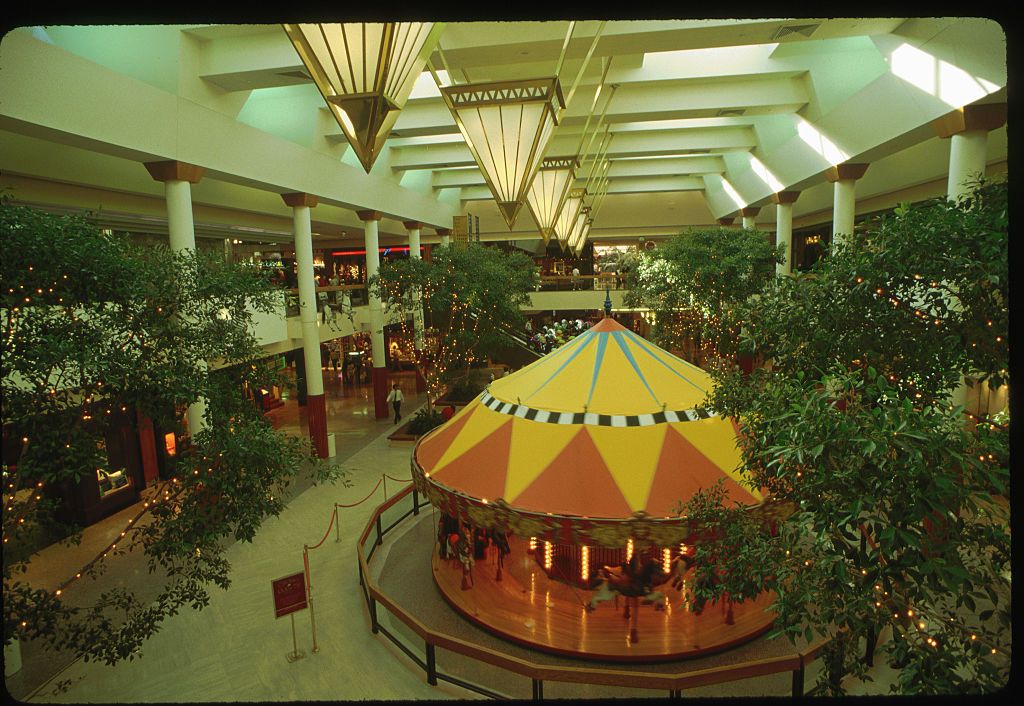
[527,318,591,354]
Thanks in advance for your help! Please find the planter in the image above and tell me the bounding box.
[387,419,420,444]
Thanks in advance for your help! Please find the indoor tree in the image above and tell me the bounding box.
[623,227,782,363]
[687,179,1010,694]
[2,202,342,670]
[368,242,536,403]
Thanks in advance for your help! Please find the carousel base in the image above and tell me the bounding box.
[433,535,776,663]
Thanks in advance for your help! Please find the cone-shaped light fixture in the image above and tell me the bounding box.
[568,206,591,254]
[440,77,565,229]
[554,187,586,246]
[525,156,578,243]
[283,23,444,173]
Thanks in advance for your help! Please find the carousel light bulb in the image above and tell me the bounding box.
[662,548,671,573]
[581,545,590,581]
[626,538,634,562]
[544,541,553,570]
[529,536,537,553]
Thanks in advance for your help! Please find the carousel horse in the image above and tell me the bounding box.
[454,529,475,590]
[491,530,511,581]
[586,553,695,642]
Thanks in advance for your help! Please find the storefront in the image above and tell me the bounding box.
[243,354,288,413]
[2,404,147,528]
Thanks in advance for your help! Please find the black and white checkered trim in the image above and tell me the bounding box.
[479,392,716,426]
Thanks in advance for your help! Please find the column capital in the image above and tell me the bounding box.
[826,163,869,183]
[402,220,423,231]
[716,217,735,226]
[281,192,319,208]
[434,227,451,236]
[144,160,204,184]
[356,210,383,222]
[740,206,761,217]
[772,190,800,205]
[932,102,1007,139]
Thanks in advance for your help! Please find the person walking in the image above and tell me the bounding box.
[386,382,405,424]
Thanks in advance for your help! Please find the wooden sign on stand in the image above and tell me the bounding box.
[271,571,308,662]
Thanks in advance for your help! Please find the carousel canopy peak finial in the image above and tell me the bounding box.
[603,288,612,318]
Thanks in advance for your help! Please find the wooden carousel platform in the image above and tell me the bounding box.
[433,535,776,662]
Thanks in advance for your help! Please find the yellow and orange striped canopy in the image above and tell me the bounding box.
[415,317,761,520]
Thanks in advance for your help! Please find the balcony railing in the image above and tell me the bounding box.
[538,274,625,291]
[281,284,369,318]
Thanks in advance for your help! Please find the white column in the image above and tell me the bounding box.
[741,214,756,229]
[772,191,799,276]
[933,103,1005,204]
[289,200,323,398]
[436,227,451,247]
[775,203,792,274]
[832,179,856,247]
[946,132,986,411]
[145,162,208,435]
[947,130,988,203]
[932,104,1006,416]
[404,221,425,351]
[360,214,386,370]
[826,163,869,251]
[165,180,198,254]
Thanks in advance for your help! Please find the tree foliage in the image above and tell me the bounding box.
[369,243,536,400]
[693,180,1010,694]
[2,202,341,665]
[624,227,782,357]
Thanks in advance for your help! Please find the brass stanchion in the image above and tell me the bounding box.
[287,611,305,662]
[303,545,320,654]
[334,505,341,543]
[383,474,388,501]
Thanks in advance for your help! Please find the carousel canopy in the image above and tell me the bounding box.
[415,317,762,527]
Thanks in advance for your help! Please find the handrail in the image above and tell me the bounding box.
[284,284,368,294]
[356,484,834,699]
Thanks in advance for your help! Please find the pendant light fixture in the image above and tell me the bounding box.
[554,187,587,248]
[440,77,565,228]
[525,156,578,243]
[434,22,605,230]
[283,22,445,173]
[567,205,591,254]
[523,26,608,241]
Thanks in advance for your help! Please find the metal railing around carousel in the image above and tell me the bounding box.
[356,482,833,700]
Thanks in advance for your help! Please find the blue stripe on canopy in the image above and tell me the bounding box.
[625,330,706,393]
[611,331,660,404]
[524,332,597,401]
[586,333,609,408]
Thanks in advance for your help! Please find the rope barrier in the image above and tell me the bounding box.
[383,474,413,483]
[335,477,384,508]
[307,507,338,551]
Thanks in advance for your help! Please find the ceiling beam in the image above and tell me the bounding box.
[390,126,756,170]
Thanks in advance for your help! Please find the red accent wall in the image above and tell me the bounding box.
[372,367,390,419]
[136,411,160,486]
[307,394,328,458]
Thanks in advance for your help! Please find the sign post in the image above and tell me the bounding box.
[272,571,308,662]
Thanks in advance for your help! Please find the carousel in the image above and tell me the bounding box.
[411,299,785,662]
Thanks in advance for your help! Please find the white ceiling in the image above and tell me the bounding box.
[0,18,1008,248]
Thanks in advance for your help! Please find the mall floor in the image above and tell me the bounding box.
[6,366,901,702]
